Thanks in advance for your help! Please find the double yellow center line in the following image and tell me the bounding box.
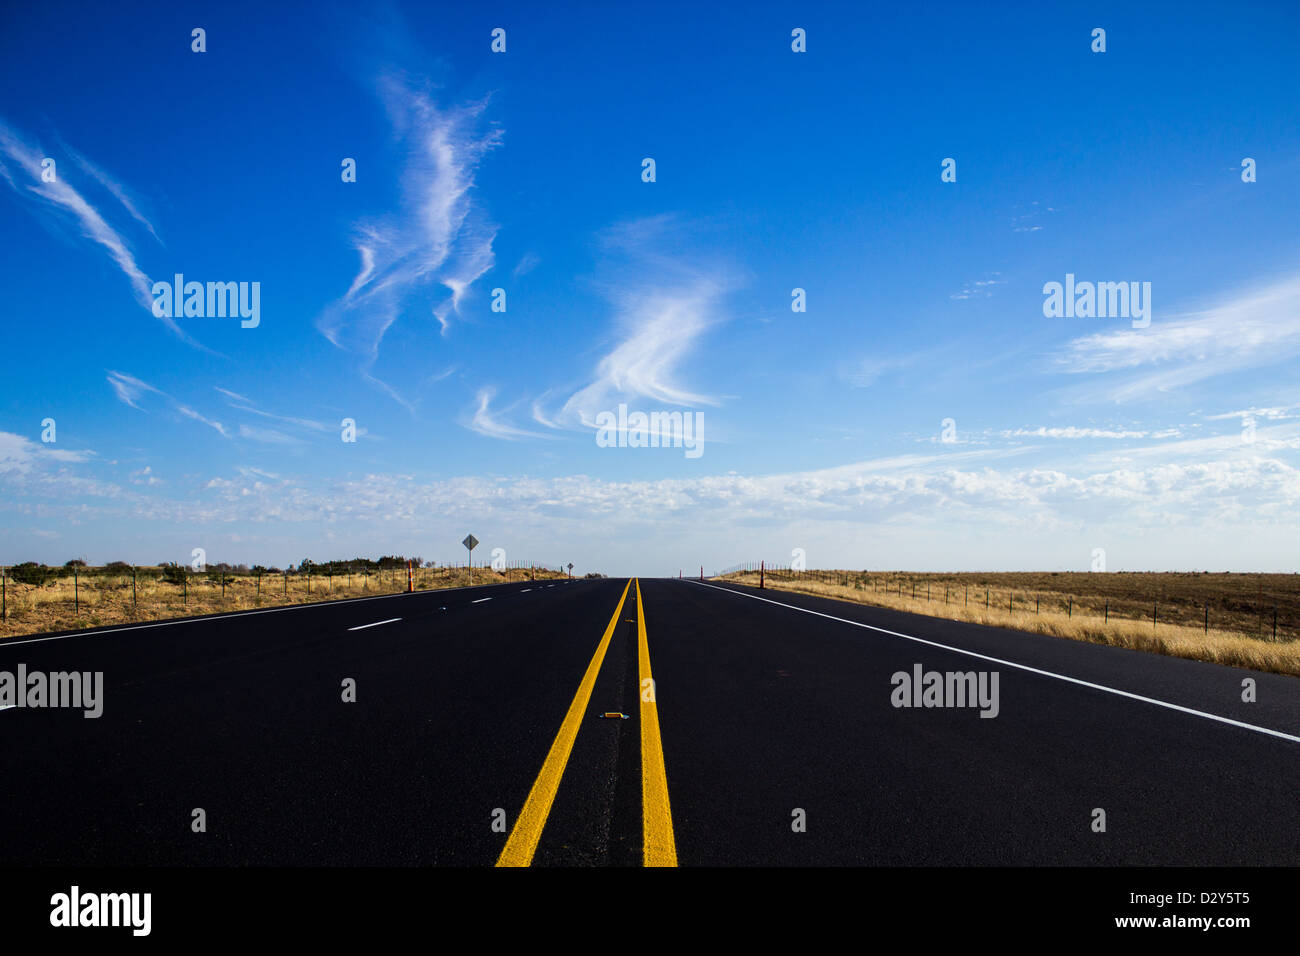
[496,578,676,867]
[635,578,676,866]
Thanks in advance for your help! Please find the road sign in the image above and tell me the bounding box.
[463,535,479,551]
[567,563,573,570]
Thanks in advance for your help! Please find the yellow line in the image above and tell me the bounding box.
[496,578,632,867]
[635,578,677,867]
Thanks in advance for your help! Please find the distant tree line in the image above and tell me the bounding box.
[2,556,443,587]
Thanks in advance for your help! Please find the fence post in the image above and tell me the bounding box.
[133,566,137,606]
[1273,607,1277,640]
[1153,601,1157,629]
[1068,597,1072,618]
[284,570,288,596]
[183,573,187,606]
[257,570,261,599]
[760,560,764,590]
[1,565,5,621]
[74,567,79,614]
[222,573,226,599]
[1104,598,1108,623]
[1204,604,1208,634]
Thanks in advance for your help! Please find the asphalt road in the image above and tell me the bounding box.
[1,576,1297,866]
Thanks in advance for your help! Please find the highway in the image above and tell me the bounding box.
[1,576,1297,866]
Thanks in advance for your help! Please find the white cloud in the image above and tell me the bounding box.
[177,405,228,437]
[841,355,916,389]
[130,465,162,486]
[0,119,184,339]
[164,446,1300,542]
[8,431,1300,571]
[317,78,502,385]
[1204,405,1297,422]
[1003,426,1166,440]
[237,424,299,445]
[950,273,1004,300]
[468,388,550,441]
[513,251,540,278]
[106,371,164,410]
[1057,273,1300,401]
[0,431,92,475]
[538,216,733,431]
[215,387,331,433]
[58,137,161,242]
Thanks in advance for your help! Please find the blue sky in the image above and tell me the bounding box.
[2,0,1299,575]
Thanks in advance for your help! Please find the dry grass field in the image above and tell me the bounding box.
[0,565,572,640]
[717,568,1300,677]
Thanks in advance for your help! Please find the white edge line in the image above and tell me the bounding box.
[346,617,402,631]
[0,582,507,649]
[688,580,1300,745]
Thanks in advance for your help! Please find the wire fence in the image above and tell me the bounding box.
[0,561,570,637]
[710,566,1299,643]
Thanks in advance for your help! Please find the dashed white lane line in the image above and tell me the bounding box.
[472,598,493,604]
[0,582,506,649]
[521,589,532,593]
[347,617,402,631]
[688,580,1300,745]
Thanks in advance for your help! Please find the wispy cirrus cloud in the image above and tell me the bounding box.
[558,283,723,427]
[467,388,550,441]
[237,423,300,445]
[56,136,162,242]
[0,119,182,338]
[1204,405,1298,422]
[1057,273,1300,401]
[1011,201,1056,233]
[107,371,228,437]
[111,377,355,443]
[0,430,93,475]
[1002,426,1180,440]
[317,76,502,393]
[215,387,333,434]
[531,215,734,435]
[106,371,165,410]
[177,405,228,437]
[512,251,540,278]
[840,355,917,389]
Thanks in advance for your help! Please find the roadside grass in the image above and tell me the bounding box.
[0,566,570,640]
[717,570,1300,678]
